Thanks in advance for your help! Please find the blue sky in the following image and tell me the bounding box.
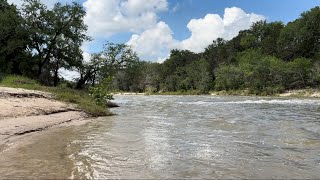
[161,0,320,41]
[9,0,320,62]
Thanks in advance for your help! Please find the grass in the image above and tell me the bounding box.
[0,75,111,117]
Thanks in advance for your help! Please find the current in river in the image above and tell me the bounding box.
[0,95,320,179]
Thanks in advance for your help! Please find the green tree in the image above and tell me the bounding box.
[277,6,320,60]
[215,65,244,90]
[239,21,284,56]
[22,0,89,83]
[99,43,140,79]
[203,38,229,73]
[76,53,102,89]
[176,59,212,93]
[76,43,140,90]
[140,62,162,92]
[112,59,144,92]
[0,0,30,75]
[286,58,313,88]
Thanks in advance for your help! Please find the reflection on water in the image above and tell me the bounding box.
[0,95,320,179]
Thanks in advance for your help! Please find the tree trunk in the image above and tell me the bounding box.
[76,72,91,89]
[37,62,43,78]
[53,62,59,87]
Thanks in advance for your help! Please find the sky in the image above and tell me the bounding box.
[7,0,320,79]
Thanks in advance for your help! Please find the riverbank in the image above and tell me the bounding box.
[278,89,320,97]
[0,87,92,154]
[113,88,320,98]
[211,89,320,98]
[0,75,111,116]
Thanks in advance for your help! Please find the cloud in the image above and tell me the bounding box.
[83,0,168,38]
[127,21,178,61]
[180,7,266,53]
[180,14,225,53]
[59,68,80,81]
[127,7,266,61]
[171,3,180,13]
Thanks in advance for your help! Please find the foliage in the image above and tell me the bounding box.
[76,43,140,90]
[22,0,89,85]
[89,77,114,106]
[0,0,30,75]
[215,64,244,90]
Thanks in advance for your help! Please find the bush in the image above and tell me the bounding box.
[89,77,114,106]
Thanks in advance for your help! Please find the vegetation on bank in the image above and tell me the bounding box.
[0,75,111,116]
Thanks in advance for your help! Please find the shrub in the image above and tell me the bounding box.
[89,77,114,106]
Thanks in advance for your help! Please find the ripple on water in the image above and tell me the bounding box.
[1,95,320,179]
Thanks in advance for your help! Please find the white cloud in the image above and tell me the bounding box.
[83,0,168,37]
[127,7,266,61]
[180,7,266,53]
[127,21,178,61]
[59,68,80,81]
[180,14,225,53]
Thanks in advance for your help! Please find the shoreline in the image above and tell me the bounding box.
[112,89,320,98]
[0,87,93,154]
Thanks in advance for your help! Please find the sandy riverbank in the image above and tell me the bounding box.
[0,87,91,153]
[278,89,320,97]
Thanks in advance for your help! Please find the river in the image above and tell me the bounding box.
[0,95,320,179]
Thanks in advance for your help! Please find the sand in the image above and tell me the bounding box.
[0,87,91,153]
[279,89,320,97]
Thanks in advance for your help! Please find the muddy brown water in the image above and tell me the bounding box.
[0,95,320,179]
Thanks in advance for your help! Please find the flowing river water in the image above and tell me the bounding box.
[0,95,320,179]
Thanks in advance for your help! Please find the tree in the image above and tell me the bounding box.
[277,6,320,61]
[215,64,244,90]
[76,43,140,90]
[286,58,313,88]
[22,0,89,84]
[99,43,140,79]
[112,59,144,92]
[76,53,102,89]
[0,0,29,75]
[203,38,229,72]
[140,62,162,92]
[238,21,284,57]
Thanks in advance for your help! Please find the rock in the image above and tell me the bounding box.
[106,101,120,108]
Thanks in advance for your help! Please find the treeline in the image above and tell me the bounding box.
[112,6,320,95]
[0,0,319,95]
